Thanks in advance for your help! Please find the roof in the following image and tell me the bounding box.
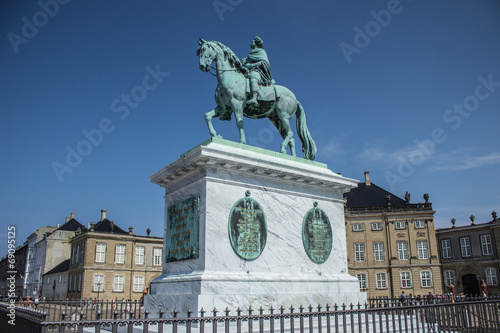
[92,219,128,234]
[436,218,500,232]
[44,259,70,276]
[56,218,83,231]
[344,181,407,208]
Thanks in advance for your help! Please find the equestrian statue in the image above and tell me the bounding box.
[197,36,317,160]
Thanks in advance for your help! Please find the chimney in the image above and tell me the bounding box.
[70,212,75,220]
[65,217,69,223]
[364,171,371,186]
[101,209,107,221]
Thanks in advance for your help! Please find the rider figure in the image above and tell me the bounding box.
[240,36,274,107]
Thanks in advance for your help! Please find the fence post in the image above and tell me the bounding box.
[317,304,322,333]
[269,305,275,333]
[248,306,253,333]
[225,307,231,333]
[237,307,242,333]
[200,308,205,333]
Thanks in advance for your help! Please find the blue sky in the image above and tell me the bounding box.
[1,0,499,257]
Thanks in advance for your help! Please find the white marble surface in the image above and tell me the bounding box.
[145,139,365,318]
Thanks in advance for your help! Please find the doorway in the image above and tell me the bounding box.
[462,274,480,296]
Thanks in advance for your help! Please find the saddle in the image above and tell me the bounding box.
[219,73,280,121]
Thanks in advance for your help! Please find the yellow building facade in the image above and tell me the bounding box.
[345,172,443,299]
[66,210,163,301]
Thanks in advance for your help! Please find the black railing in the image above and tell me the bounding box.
[12,299,144,321]
[1,296,499,333]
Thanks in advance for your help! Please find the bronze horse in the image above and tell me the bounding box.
[197,39,316,160]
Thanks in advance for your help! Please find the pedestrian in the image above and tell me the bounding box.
[400,291,407,306]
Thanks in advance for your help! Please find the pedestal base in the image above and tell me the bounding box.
[145,138,365,317]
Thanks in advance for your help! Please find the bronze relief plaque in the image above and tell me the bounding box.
[165,195,200,262]
[228,190,267,260]
[302,202,332,264]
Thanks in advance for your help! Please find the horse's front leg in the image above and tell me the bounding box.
[205,107,223,138]
[233,103,246,144]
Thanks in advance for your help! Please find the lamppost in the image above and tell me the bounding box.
[96,281,102,302]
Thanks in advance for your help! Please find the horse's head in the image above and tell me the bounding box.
[197,38,217,73]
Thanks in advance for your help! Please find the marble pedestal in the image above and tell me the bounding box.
[145,138,365,317]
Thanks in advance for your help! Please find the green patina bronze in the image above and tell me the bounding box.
[165,195,200,262]
[302,202,333,264]
[197,37,317,160]
[228,190,267,260]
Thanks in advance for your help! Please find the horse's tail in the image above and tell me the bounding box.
[296,102,317,160]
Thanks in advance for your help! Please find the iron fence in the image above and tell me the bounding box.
[1,296,499,333]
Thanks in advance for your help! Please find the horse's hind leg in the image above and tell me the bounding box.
[271,117,296,157]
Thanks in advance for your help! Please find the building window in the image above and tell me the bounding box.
[373,242,384,261]
[115,244,126,264]
[72,247,76,264]
[460,237,471,257]
[73,275,77,292]
[153,248,162,266]
[400,271,412,288]
[134,276,144,292]
[395,221,406,229]
[93,274,104,292]
[444,270,455,287]
[135,246,145,265]
[397,241,409,260]
[75,245,80,264]
[357,274,367,290]
[95,243,106,263]
[420,271,432,287]
[78,273,82,291]
[354,243,365,262]
[441,239,452,259]
[68,274,72,292]
[485,268,498,285]
[376,272,387,289]
[352,223,363,231]
[113,275,124,292]
[371,222,382,231]
[417,241,429,259]
[480,235,493,256]
[414,220,425,229]
[80,244,85,263]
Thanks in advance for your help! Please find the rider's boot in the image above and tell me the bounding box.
[248,78,260,107]
[248,92,259,107]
